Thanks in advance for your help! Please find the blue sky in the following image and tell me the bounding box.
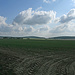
[0,0,75,37]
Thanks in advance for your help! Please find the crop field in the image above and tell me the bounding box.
[0,39,75,75]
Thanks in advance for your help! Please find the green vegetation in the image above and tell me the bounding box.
[0,39,75,50]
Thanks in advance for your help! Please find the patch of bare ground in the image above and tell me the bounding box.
[0,47,75,75]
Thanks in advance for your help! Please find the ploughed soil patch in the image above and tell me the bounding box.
[0,47,75,75]
[0,51,19,75]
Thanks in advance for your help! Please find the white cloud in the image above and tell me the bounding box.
[0,16,35,36]
[43,0,56,3]
[0,16,13,32]
[35,7,42,11]
[51,24,68,33]
[72,0,75,3]
[51,22,75,34]
[57,9,75,23]
[0,16,7,25]
[39,25,50,31]
[0,8,75,38]
[0,25,13,32]
[13,8,56,25]
[54,17,60,23]
[52,0,56,2]
[13,25,34,33]
[24,26,34,33]
[13,8,33,25]
[43,0,50,3]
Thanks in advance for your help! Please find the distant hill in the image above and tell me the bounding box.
[0,36,45,39]
[0,36,75,40]
[50,36,75,39]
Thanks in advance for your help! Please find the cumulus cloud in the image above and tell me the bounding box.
[0,16,7,25]
[51,24,68,33]
[0,16,13,32]
[13,8,33,25]
[57,9,75,23]
[0,8,75,37]
[51,22,75,34]
[0,15,35,35]
[24,26,34,32]
[39,25,50,31]
[14,26,23,32]
[0,25,13,32]
[13,8,56,25]
[14,26,34,33]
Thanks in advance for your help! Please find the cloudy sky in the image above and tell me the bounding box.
[0,0,75,37]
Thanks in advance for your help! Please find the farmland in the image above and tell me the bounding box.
[0,39,75,75]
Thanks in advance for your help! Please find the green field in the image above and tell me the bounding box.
[0,39,75,75]
[0,39,75,49]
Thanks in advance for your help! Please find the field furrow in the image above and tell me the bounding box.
[0,39,75,75]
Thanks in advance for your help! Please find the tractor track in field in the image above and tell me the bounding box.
[0,48,75,75]
[15,53,75,75]
[47,57,75,75]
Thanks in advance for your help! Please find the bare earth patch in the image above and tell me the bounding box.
[0,47,75,75]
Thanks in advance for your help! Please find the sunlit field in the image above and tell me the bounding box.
[0,39,75,75]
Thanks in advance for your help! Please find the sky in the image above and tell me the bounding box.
[0,0,75,37]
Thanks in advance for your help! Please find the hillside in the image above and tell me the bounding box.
[0,36,45,39]
[50,36,75,39]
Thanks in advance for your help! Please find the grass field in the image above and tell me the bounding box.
[0,39,75,75]
[0,39,75,49]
